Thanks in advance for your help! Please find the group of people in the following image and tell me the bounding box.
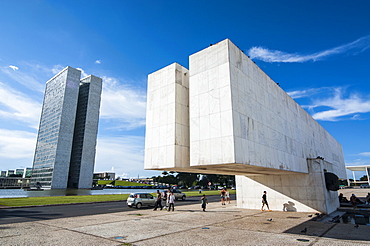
[339,193,370,208]
[219,188,231,205]
[153,189,210,212]
[154,188,273,212]
[153,189,175,211]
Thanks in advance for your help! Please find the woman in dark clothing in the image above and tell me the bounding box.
[261,191,272,211]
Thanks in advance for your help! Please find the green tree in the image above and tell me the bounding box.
[360,175,368,181]
[151,175,159,183]
[199,174,235,188]
[161,172,177,184]
[152,171,178,185]
[176,172,198,187]
[199,174,218,187]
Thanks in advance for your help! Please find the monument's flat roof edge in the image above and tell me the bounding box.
[346,165,370,171]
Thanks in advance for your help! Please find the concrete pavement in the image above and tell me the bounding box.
[1,197,370,246]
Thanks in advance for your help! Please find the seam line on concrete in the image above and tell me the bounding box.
[127,209,260,245]
[308,223,337,246]
[33,220,123,244]
[124,209,242,244]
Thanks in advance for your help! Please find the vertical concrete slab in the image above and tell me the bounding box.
[236,158,340,213]
[189,41,234,166]
[145,63,190,170]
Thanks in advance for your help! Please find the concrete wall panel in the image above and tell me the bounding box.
[145,63,190,170]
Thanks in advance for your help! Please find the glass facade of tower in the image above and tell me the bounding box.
[31,67,102,189]
[32,72,66,186]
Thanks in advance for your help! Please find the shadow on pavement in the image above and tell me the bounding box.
[284,218,370,241]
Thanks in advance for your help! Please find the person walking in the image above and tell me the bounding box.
[220,188,226,205]
[153,190,163,211]
[165,189,171,209]
[201,194,208,211]
[261,191,272,211]
[225,188,230,204]
[161,190,168,210]
[168,191,175,212]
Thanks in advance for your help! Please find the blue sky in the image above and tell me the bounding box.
[0,1,369,179]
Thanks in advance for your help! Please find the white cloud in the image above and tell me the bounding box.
[0,129,36,160]
[100,76,146,130]
[248,35,370,63]
[9,65,19,71]
[288,87,370,121]
[76,67,88,78]
[16,62,64,79]
[95,60,101,64]
[51,65,64,74]
[0,66,45,92]
[288,88,323,99]
[120,172,130,178]
[359,152,370,157]
[310,89,370,121]
[0,82,42,128]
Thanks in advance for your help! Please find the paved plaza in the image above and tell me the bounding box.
[1,190,370,246]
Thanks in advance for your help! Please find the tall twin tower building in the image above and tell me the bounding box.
[31,67,102,189]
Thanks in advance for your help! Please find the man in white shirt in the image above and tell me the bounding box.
[168,192,175,211]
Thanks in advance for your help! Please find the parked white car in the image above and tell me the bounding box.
[126,193,156,209]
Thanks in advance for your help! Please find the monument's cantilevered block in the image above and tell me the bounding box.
[145,39,346,213]
[145,63,190,170]
[188,39,345,177]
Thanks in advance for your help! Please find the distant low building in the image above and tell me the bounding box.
[346,165,370,186]
[131,178,154,184]
[1,168,32,178]
[0,177,30,188]
[15,168,33,178]
[93,172,115,180]
[6,170,15,177]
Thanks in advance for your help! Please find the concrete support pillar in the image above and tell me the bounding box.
[236,159,339,214]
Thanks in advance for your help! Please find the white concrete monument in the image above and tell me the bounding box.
[145,39,346,214]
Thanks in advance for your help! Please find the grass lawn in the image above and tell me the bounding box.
[0,194,129,207]
[0,189,236,207]
[97,180,154,186]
